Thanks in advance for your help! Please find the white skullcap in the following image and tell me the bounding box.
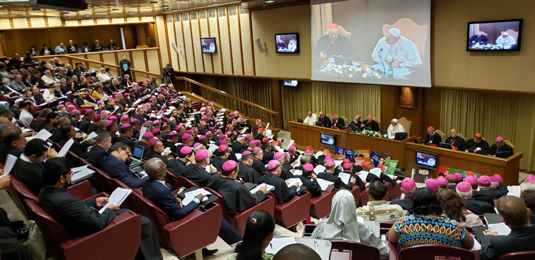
[392,118,398,123]
[389,28,401,37]
[503,32,509,36]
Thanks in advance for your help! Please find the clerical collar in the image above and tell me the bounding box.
[20,154,33,163]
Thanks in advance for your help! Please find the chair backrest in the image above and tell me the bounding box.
[504,140,515,151]
[399,244,475,260]
[19,68,30,75]
[502,29,519,43]
[91,166,115,194]
[435,130,446,143]
[497,250,535,260]
[383,18,428,60]
[457,133,468,142]
[397,117,412,136]
[373,117,382,130]
[10,69,21,75]
[340,116,349,125]
[24,199,71,259]
[10,174,39,202]
[330,240,380,260]
[127,192,171,247]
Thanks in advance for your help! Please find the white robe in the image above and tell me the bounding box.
[303,114,317,125]
[372,36,423,69]
[387,123,406,137]
[495,35,516,49]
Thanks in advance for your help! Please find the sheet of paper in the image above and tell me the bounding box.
[293,155,303,167]
[370,168,382,177]
[138,127,147,141]
[316,178,334,191]
[314,165,325,174]
[265,129,273,138]
[71,168,94,183]
[22,128,32,133]
[338,172,351,185]
[205,165,211,173]
[293,170,303,176]
[287,178,303,188]
[2,154,18,178]
[334,160,343,167]
[182,188,211,205]
[265,123,270,130]
[86,132,98,140]
[208,144,218,154]
[357,219,380,237]
[235,153,243,161]
[250,183,275,194]
[287,140,295,149]
[99,188,132,214]
[315,151,324,158]
[174,142,183,147]
[27,129,52,141]
[358,171,369,182]
[488,223,511,235]
[72,165,90,172]
[57,138,74,158]
[161,147,172,156]
[507,186,521,197]
[265,237,296,255]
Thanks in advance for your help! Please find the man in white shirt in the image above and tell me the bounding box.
[18,100,34,126]
[387,118,406,137]
[372,28,423,70]
[42,85,56,103]
[41,70,58,85]
[97,68,111,83]
[1,78,18,95]
[55,43,66,54]
[495,32,516,49]
[303,111,317,125]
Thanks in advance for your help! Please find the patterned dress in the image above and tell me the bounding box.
[227,253,274,260]
[393,214,467,251]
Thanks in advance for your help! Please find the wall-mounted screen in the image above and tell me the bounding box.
[275,33,299,53]
[467,19,523,51]
[321,132,335,146]
[201,37,217,54]
[415,150,438,170]
[283,80,299,87]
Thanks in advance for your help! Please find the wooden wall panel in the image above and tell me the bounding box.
[29,18,46,27]
[174,14,187,72]
[218,8,232,75]
[88,62,103,71]
[199,11,213,74]
[12,18,29,28]
[166,15,179,68]
[240,10,254,76]
[102,53,116,65]
[228,6,243,75]
[208,10,222,74]
[132,51,146,71]
[155,16,170,66]
[182,14,196,72]
[146,49,161,74]
[80,19,95,26]
[190,12,204,73]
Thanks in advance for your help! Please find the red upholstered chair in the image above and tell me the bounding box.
[165,171,199,190]
[90,166,115,194]
[9,175,38,218]
[384,182,392,200]
[24,199,142,260]
[67,180,107,201]
[309,185,336,219]
[498,251,535,260]
[272,191,312,228]
[205,187,276,234]
[127,192,222,258]
[399,245,476,260]
[379,222,393,235]
[360,189,369,206]
[350,186,361,208]
[389,183,402,200]
[330,240,380,260]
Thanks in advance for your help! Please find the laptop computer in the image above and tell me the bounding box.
[129,145,144,168]
[333,55,353,65]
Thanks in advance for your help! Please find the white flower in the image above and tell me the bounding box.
[366,68,372,73]
[362,73,368,78]
[356,67,362,72]
[349,74,353,77]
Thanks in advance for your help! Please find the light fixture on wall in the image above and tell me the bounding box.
[265,0,274,3]
[255,38,267,53]
[172,42,183,54]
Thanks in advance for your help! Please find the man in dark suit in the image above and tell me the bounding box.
[390,178,415,210]
[116,124,136,151]
[480,196,535,260]
[473,175,506,206]
[466,133,490,154]
[230,136,248,154]
[456,182,495,215]
[237,151,260,184]
[39,157,163,260]
[317,111,331,128]
[318,160,355,191]
[424,126,442,146]
[13,139,57,195]
[182,149,215,187]
[101,143,148,189]
[331,114,345,129]
[0,125,26,163]
[142,158,241,256]
[78,110,94,134]
[445,128,466,151]
[362,114,380,132]
[87,132,112,169]
[166,146,192,177]
[260,160,298,203]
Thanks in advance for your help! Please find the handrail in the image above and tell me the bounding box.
[174,76,278,125]
[61,55,161,79]
[33,47,160,59]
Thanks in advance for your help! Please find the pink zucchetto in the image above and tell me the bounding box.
[142,132,154,139]
[181,133,191,142]
[273,152,284,160]
[222,160,238,172]
[324,161,335,167]
[195,149,209,161]
[456,182,472,193]
[303,163,314,172]
[253,147,262,152]
[150,138,159,147]
[426,179,439,191]
[180,146,192,155]
[401,178,416,191]
[267,160,279,170]
[437,177,448,186]
[479,175,491,185]
[242,150,252,156]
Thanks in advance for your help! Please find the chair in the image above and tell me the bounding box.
[383,18,428,60]
[272,191,312,228]
[379,222,393,235]
[19,68,30,75]
[502,29,519,43]
[384,182,392,200]
[360,189,369,206]
[204,187,276,234]
[504,140,516,152]
[497,251,535,260]
[165,171,199,190]
[24,199,142,260]
[10,69,21,75]
[457,133,468,142]
[399,244,476,260]
[389,184,402,200]
[373,117,382,131]
[127,191,222,258]
[350,186,360,208]
[309,185,337,219]
[397,117,412,136]
[28,67,38,74]
[341,116,349,127]
[330,240,380,260]
[435,130,446,143]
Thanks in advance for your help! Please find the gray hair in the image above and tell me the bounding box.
[457,188,472,199]
[520,181,535,192]
[99,120,108,128]
[300,155,310,165]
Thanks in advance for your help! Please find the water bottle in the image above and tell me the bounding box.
[388,62,394,78]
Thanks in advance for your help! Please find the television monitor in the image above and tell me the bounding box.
[439,142,452,149]
[200,37,217,54]
[275,33,299,53]
[467,19,523,51]
[394,132,408,141]
[415,150,438,169]
[283,80,299,87]
[320,132,335,146]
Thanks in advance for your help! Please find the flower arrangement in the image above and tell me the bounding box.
[360,129,383,138]
[328,63,384,79]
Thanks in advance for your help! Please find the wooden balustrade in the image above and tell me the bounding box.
[174,76,278,125]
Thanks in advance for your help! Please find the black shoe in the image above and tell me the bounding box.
[16,228,29,241]
[202,248,218,257]
[11,220,24,230]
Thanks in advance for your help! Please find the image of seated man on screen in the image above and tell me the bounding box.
[496,32,516,49]
[417,153,436,167]
[469,31,489,47]
[371,27,423,74]
[315,23,353,61]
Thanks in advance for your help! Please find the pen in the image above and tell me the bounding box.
[314,241,319,253]
[270,243,273,249]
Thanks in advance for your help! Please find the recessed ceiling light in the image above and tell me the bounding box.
[128,11,134,14]
[63,12,70,14]
[265,0,274,3]
[163,5,169,9]
[92,5,100,8]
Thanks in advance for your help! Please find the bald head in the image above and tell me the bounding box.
[497,196,530,228]
[273,244,321,260]
[144,158,166,180]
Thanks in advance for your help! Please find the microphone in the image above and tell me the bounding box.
[378,48,386,75]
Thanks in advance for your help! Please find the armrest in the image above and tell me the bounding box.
[61,211,142,260]
[67,180,92,200]
[84,192,109,202]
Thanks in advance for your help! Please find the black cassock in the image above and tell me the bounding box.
[208,176,266,213]
[424,133,443,146]
[445,136,466,151]
[238,163,260,184]
[318,172,353,191]
[212,157,227,172]
[259,173,297,203]
[318,116,331,128]
[298,175,322,197]
[167,158,187,177]
[252,159,266,175]
[182,164,213,187]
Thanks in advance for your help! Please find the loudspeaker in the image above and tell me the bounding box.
[256,38,267,53]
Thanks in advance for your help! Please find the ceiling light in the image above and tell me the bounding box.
[92,5,100,8]
[0,5,3,8]
[163,5,169,9]
[150,1,158,4]
[84,14,90,17]
[63,12,70,14]
[112,8,119,11]
[128,11,134,14]
[265,0,274,3]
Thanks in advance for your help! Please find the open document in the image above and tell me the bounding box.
[99,188,132,214]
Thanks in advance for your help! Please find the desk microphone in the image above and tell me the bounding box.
[378,48,386,75]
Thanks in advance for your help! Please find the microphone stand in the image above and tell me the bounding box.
[378,48,386,75]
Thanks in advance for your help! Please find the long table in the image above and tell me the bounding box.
[288,120,524,185]
[288,120,414,166]
[404,143,523,185]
